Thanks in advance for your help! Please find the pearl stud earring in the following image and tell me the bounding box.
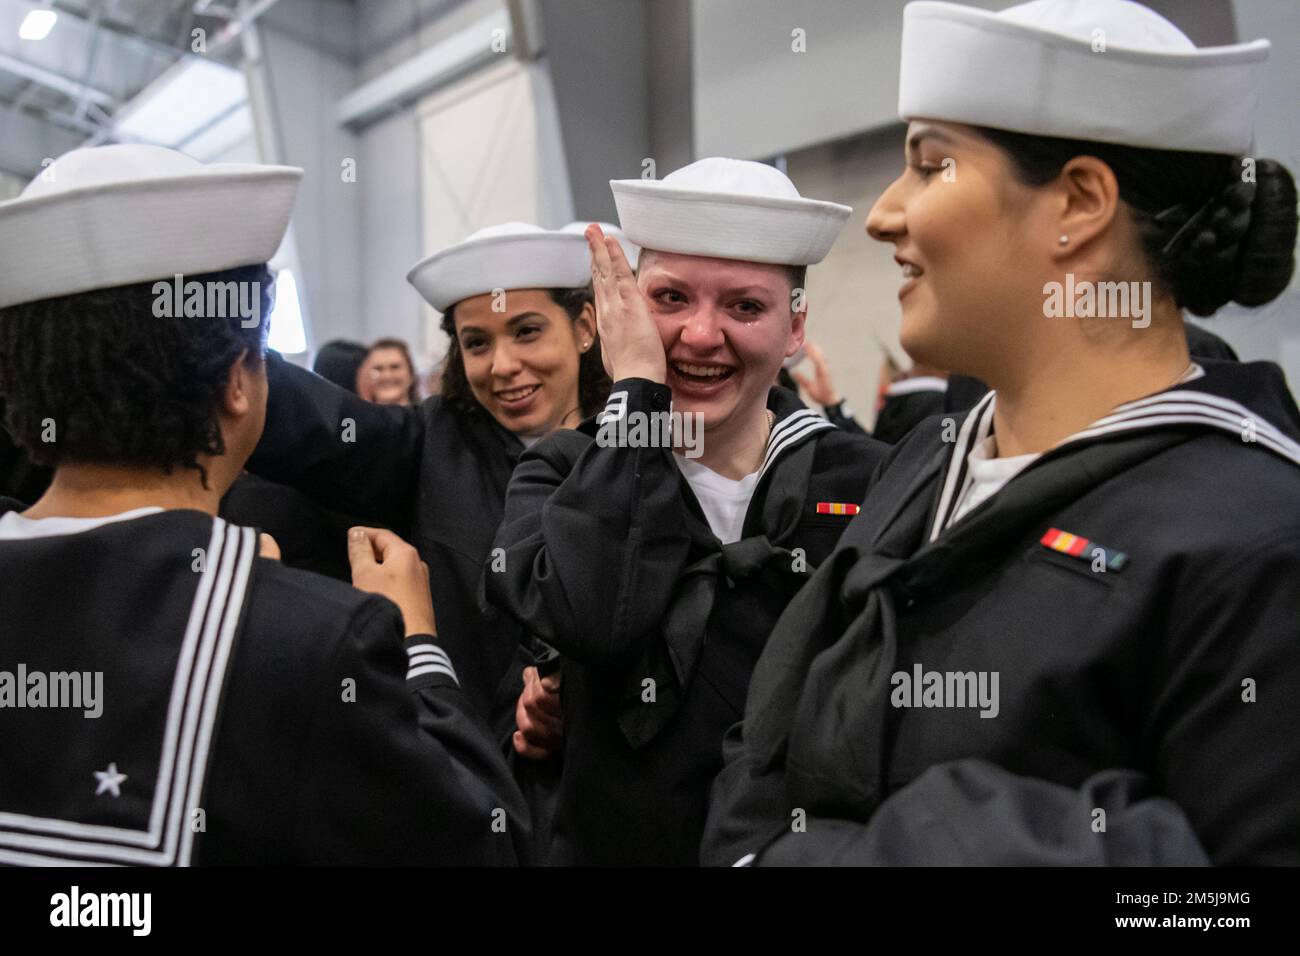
[1059,235,1069,245]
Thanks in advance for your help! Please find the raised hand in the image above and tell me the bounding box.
[347,526,437,637]
[585,224,666,385]
[791,341,842,407]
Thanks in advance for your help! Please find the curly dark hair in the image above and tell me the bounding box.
[975,127,1298,318]
[0,263,273,487]
[438,285,611,421]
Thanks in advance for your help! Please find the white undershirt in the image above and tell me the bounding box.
[948,436,1037,526]
[674,456,760,545]
[0,506,164,540]
[948,364,1206,527]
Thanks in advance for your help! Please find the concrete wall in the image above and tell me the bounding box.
[648,0,694,172]
[690,0,1003,161]
[357,0,500,83]
[255,0,362,351]
[357,106,425,347]
[538,0,650,222]
[349,0,518,362]
[784,128,905,426]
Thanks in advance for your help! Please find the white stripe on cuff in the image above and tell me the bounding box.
[405,643,458,684]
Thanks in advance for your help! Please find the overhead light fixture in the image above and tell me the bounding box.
[19,9,58,41]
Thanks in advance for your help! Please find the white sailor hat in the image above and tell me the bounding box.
[899,0,1270,154]
[562,220,641,268]
[406,222,592,313]
[0,144,302,311]
[610,158,852,267]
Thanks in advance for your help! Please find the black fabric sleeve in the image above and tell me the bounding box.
[701,720,793,866]
[754,760,1209,866]
[1150,528,1300,865]
[290,597,523,865]
[482,378,693,668]
[402,634,533,863]
[246,350,423,530]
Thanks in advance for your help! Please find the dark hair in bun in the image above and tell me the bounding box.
[975,127,1298,317]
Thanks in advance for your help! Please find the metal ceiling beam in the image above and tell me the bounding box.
[335,8,511,131]
[40,0,193,60]
[0,88,105,137]
[195,0,283,53]
[506,0,545,61]
[71,0,105,121]
[0,50,119,109]
[0,96,84,178]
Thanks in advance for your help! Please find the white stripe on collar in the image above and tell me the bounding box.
[756,408,836,484]
[0,506,164,540]
[929,391,996,541]
[1070,390,1300,467]
[886,376,949,397]
[929,384,1300,542]
[0,517,256,866]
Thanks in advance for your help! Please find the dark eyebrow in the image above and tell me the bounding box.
[906,125,958,157]
[458,312,548,337]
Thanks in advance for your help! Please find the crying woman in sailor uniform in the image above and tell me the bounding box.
[705,65,1300,870]
[483,160,891,866]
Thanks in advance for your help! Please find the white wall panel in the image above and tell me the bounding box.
[415,56,573,357]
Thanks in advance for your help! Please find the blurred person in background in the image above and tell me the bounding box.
[312,338,368,394]
[789,341,948,441]
[359,337,420,405]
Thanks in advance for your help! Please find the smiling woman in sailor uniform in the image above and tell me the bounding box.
[483,159,891,865]
[245,223,611,735]
[705,0,1300,867]
[0,146,527,865]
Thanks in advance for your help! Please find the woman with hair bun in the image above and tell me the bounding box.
[707,0,1300,866]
